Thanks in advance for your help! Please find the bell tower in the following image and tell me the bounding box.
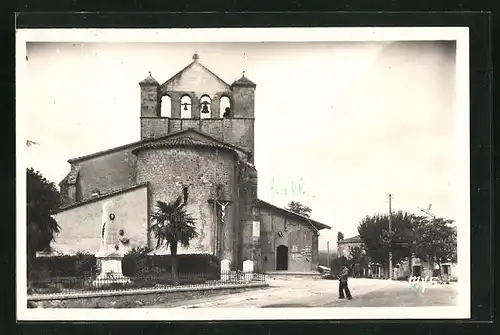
[231,71,256,118]
[139,72,161,118]
[138,55,257,158]
[139,72,163,140]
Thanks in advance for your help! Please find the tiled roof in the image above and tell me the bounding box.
[139,73,159,86]
[257,199,330,231]
[59,169,79,187]
[232,75,256,88]
[131,136,238,155]
[338,235,363,244]
[66,128,249,164]
[55,183,149,214]
[59,172,70,187]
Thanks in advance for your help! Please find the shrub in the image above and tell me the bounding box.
[150,254,220,274]
[122,250,220,277]
[74,252,97,277]
[122,246,152,276]
[29,252,97,278]
[28,268,51,282]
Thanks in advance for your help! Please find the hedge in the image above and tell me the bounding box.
[29,252,97,278]
[29,249,221,279]
[122,251,220,277]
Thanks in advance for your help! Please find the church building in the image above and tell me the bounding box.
[53,53,331,272]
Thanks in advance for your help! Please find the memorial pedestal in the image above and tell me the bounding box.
[92,249,131,288]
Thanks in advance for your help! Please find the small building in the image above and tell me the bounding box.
[51,53,331,273]
[405,256,457,281]
[336,235,370,277]
[258,200,329,272]
[336,235,363,258]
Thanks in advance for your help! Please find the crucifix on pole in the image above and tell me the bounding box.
[216,200,231,224]
[207,198,232,258]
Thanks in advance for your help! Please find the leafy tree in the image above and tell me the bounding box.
[149,196,198,279]
[285,201,312,217]
[357,210,457,270]
[27,168,61,265]
[337,231,344,241]
[412,215,457,264]
[357,211,417,267]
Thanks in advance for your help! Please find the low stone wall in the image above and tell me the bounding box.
[28,282,268,308]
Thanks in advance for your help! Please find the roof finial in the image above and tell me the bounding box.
[242,70,246,78]
[148,71,152,77]
[192,52,199,61]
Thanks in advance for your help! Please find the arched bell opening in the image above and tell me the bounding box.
[200,95,212,119]
[220,96,231,118]
[180,95,192,119]
[160,95,171,117]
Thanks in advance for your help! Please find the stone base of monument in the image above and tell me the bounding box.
[92,249,131,288]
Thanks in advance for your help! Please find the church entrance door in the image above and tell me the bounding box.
[276,245,288,270]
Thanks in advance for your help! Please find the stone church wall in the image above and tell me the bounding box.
[161,61,230,98]
[135,147,237,258]
[237,163,259,270]
[72,148,138,202]
[259,209,318,272]
[140,117,170,139]
[52,186,148,255]
[231,86,255,119]
[222,118,254,155]
[140,118,254,157]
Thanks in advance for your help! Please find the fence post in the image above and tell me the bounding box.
[221,259,230,282]
[243,260,254,282]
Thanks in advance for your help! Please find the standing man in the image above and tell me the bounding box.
[338,264,353,300]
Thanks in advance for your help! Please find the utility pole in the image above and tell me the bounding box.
[327,241,330,267]
[388,194,393,280]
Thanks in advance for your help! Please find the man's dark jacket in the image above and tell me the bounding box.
[339,266,349,283]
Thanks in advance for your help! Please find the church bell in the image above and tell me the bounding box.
[182,103,189,111]
[201,102,210,114]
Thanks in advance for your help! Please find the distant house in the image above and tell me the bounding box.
[337,235,457,280]
[336,235,363,258]
[336,235,370,277]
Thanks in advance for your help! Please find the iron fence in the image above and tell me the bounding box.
[27,271,266,296]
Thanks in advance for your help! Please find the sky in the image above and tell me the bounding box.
[23,40,459,251]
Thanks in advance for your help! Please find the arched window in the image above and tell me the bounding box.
[161,95,171,117]
[200,95,211,119]
[220,96,231,118]
[180,95,192,119]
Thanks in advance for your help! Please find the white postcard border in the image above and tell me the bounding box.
[16,27,470,321]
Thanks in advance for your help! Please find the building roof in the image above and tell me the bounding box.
[58,169,79,187]
[232,73,256,88]
[139,72,160,86]
[54,182,149,214]
[66,128,250,164]
[131,136,239,156]
[337,235,363,244]
[162,55,231,89]
[257,199,331,232]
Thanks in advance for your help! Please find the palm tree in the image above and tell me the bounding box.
[149,196,198,279]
